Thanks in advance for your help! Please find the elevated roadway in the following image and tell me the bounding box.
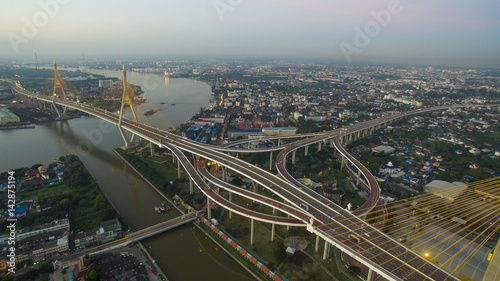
[196,158,308,223]
[162,142,305,226]
[57,213,197,262]
[11,83,462,281]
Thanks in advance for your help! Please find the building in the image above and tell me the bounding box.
[17,218,70,240]
[73,219,122,250]
[24,169,40,180]
[98,80,114,88]
[0,109,20,124]
[372,145,396,154]
[193,118,212,126]
[228,128,263,139]
[99,219,122,243]
[74,229,101,250]
[424,180,466,201]
[74,256,92,279]
[262,127,297,136]
[4,205,28,219]
[17,225,69,262]
[37,166,49,180]
[322,188,345,203]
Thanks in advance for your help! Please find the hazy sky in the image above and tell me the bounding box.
[1,0,499,68]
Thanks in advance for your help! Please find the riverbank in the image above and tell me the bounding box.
[0,154,122,234]
[113,146,264,280]
[112,148,186,215]
[1,69,254,281]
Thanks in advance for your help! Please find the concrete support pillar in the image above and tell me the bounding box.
[315,235,320,252]
[253,181,257,193]
[305,145,309,156]
[330,140,333,148]
[367,268,374,281]
[207,197,211,219]
[271,208,276,241]
[52,102,61,117]
[221,166,226,181]
[150,142,154,157]
[287,214,291,231]
[250,219,255,246]
[177,160,181,179]
[118,126,130,148]
[278,139,281,146]
[228,192,232,219]
[341,156,345,169]
[172,153,175,164]
[189,178,193,194]
[357,169,361,185]
[292,150,296,165]
[318,141,322,152]
[269,151,273,170]
[323,241,330,260]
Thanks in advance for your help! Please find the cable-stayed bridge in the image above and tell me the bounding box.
[6,64,495,281]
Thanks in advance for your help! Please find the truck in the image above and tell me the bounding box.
[300,203,309,211]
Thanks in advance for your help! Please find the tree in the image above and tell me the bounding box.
[230,177,243,187]
[39,274,50,281]
[87,269,99,281]
[87,262,99,281]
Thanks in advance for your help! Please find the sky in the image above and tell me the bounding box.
[1,0,499,68]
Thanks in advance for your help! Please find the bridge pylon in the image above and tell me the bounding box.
[52,61,67,118]
[117,65,139,148]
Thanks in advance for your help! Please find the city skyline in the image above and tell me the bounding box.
[1,0,500,68]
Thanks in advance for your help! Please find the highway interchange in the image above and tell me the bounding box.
[10,83,464,281]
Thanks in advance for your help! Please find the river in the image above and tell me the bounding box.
[0,70,254,281]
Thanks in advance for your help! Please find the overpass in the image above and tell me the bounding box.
[56,213,197,263]
[6,74,464,281]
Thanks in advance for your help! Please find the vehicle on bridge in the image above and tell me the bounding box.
[348,234,361,243]
[300,203,309,211]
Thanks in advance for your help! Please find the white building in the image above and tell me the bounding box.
[0,109,20,124]
[98,80,114,88]
[262,127,297,136]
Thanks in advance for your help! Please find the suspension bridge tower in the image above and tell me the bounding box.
[117,65,139,148]
[51,61,68,118]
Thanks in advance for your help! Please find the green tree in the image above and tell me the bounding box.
[230,177,244,187]
[88,269,99,281]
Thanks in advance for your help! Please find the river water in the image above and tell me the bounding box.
[0,70,254,281]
